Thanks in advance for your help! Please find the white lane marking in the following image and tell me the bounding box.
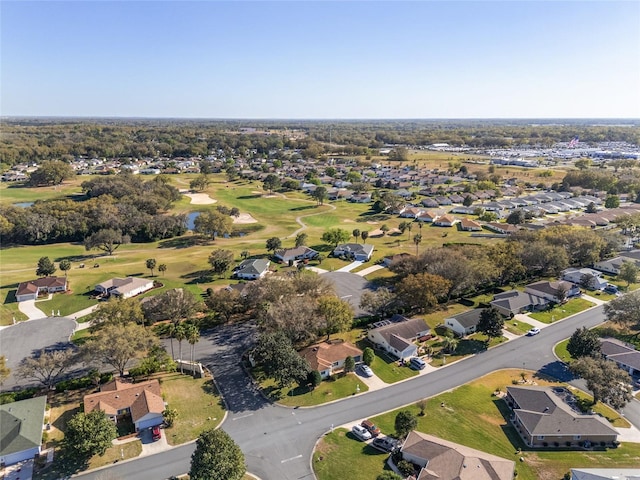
[281,454,302,463]
[232,413,254,421]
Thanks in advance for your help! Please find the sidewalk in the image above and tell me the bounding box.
[355,264,385,277]
[513,314,548,330]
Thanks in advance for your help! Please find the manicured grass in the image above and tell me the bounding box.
[505,318,533,336]
[71,328,90,343]
[367,350,418,384]
[529,297,595,323]
[314,369,640,480]
[158,372,225,446]
[313,428,392,480]
[554,338,571,363]
[257,371,369,407]
[87,440,142,470]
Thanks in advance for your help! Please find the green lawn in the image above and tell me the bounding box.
[529,297,595,323]
[367,350,418,383]
[314,370,640,480]
[256,370,368,407]
[158,372,226,446]
[505,318,533,335]
[554,338,571,363]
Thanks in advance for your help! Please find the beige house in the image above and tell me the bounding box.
[299,340,362,379]
[95,277,154,299]
[84,379,165,431]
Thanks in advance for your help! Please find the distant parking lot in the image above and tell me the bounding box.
[321,271,373,317]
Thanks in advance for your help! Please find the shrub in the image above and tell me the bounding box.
[363,347,375,366]
[397,460,415,477]
[565,441,571,447]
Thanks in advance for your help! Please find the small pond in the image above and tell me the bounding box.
[13,202,34,208]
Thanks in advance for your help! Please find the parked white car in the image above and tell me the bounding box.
[351,424,372,441]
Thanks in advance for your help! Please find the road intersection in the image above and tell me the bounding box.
[76,304,640,480]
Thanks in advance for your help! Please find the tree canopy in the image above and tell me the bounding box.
[189,428,246,480]
[566,327,601,359]
[64,410,118,460]
[570,356,633,409]
[604,290,640,331]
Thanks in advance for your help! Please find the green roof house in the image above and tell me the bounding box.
[0,396,47,466]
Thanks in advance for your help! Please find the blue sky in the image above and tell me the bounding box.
[2,1,639,118]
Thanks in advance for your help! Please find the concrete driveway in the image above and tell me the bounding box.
[17,300,47,320]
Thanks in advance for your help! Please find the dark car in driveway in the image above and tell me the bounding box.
[371,436,400,453]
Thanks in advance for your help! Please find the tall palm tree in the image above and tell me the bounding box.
[175,323,187,373]
[186,323,200,367]
[413,234,422,255]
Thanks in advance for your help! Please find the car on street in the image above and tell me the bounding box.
[527,327,541,336]
[152,425,161,441]
[351,424,372,441]
[371,436,400,453]
[361,419,381,437]
[359,364,374,377]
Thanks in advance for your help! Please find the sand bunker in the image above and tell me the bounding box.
[184,193,217,205]
[233,213,258,224]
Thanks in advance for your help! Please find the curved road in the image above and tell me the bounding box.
[77,305,639,480]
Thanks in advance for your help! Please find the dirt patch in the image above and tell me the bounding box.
[366,221,379,225]
[479,413,503,426]
[184,193,217,205]
[233,213,258,224]
[342,219,356,223]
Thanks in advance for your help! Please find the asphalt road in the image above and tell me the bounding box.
[0,316,78,389]
[76,304,640,480]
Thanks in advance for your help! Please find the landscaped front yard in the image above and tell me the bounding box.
[366,350,418,383]
[159,372,226,445]
[256,370,369,407]
[313,370,640,480]
[529,297,595,323]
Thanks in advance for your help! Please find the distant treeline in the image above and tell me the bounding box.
[0,175,187,245]
[1,119,638,167]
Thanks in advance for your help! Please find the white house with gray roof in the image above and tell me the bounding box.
[333,243,374,262]
[600,338,640,376]
[233,259,270,280]
[367,315,430,360]
[571,468,640,480]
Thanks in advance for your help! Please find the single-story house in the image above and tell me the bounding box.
[444,309,485,337]
[561,267,608,290]
[415,211,439,223]
[505,386,618,448]
[298,340,363,379]
[348,192,372,203]
[433,214,457,227]
[95,277,154,299]
[485,222,520,234]
[333,243,374,262]
[400,430,515,480]
[273,246,319,264]
[490,290,550,317]
[599,338,640,376]
[593,256,640,276]
[459,218,482,231]
[367,315,430,360]
[16,276,67,302]
[84,379,165,431]
[233,259,271,280]
[399,206,423,218]
[525,280,580,303]
[0,396,47,466]
[571,468,640,480]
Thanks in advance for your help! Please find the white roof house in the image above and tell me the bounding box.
[95,277,154,299]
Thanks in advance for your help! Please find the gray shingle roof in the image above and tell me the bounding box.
[0,396,46,457]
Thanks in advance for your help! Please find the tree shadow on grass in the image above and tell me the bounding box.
[289,205,317,212]
[3,288,19,305]
[181,270,214,284]
[237,194,262,200]
[455,339,488,355]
